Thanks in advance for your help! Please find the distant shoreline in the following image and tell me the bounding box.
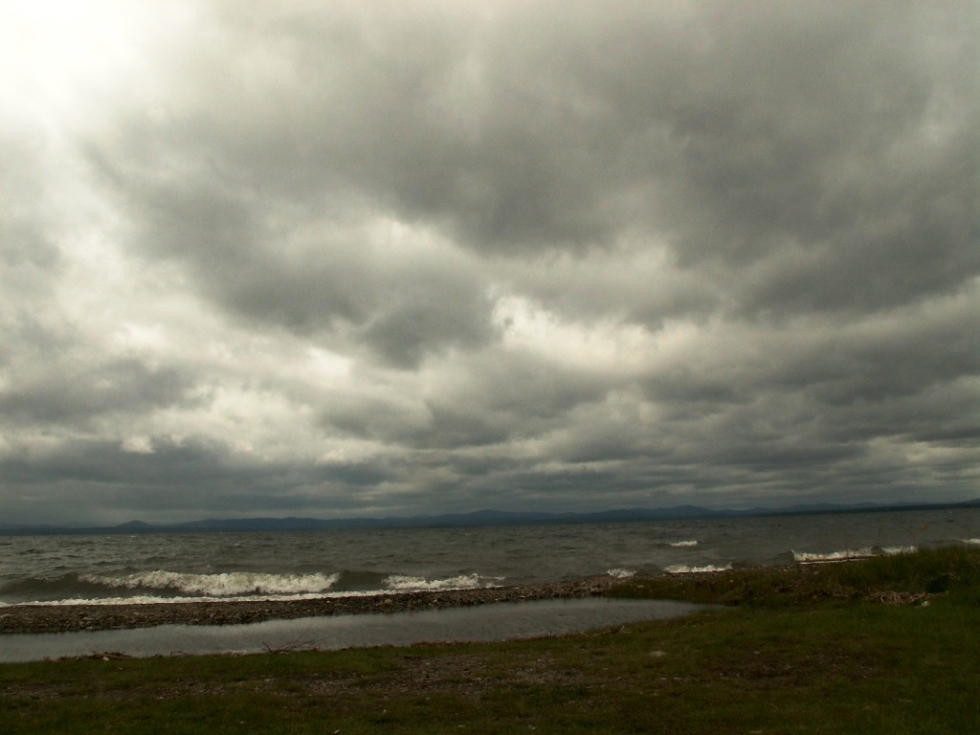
[4,498,977,536]
[0,577,622,636]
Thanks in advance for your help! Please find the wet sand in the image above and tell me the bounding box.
[0,577,622,635]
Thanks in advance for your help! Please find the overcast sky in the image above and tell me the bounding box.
[1,1,978,525]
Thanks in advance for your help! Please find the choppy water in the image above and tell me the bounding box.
[2,508,978,607]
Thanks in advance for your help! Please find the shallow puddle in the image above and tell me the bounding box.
[0,598,703,662]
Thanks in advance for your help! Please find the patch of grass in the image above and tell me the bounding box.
[2,548,979,733]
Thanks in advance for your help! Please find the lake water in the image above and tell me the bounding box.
[0,598,705,662]
[3,508,978,607]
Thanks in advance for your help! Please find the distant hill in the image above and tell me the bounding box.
[112,520,156,531]
[2,497,979,535]
[135,506,744,533]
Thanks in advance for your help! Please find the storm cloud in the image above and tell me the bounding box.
[1,1,977,525]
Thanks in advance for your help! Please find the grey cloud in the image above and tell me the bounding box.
[0,136,66,305]
[2,1,978,523]
[357,268,496,368]
[457,350,610,421]
[812,375,980,446]
[407,403,512,450]
[0,313,75,369]
[0,438,396,524]
[113,1,977,324]
[1,219,61,273]
[778,297,978,406]
[641,283,980,426]
[86,147,497,367]
[314,461,393,488]
[321,349,610,449]
[0,359,195,427]
[0,439,227,487]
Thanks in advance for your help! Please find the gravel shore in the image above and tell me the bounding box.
[0,577,622,635]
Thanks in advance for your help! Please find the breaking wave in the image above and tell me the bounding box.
[793,546,916,564]
[0,592,358,608]
[793,548,875,563]
[606,568,635,579]
[668,540,699,548]
[0,570,506,606]
[881,546,917,556]
[80,570,341,597]
[665,564,732,574]
[383,573,501,592]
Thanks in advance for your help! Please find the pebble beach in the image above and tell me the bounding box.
[0,577,621,636]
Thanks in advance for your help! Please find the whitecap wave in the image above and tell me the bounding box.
[3,571,503,607]
[606,568,635,579]
[962,538,980,545]
[793,548,876,563]
[665,564,731,574]
[80,570,340,597]
[668,540,698,548]
[881,546,917,556]
[1,588,411,607]
[383,573,501,592]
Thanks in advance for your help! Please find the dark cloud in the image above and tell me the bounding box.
[0,438,400,525]
[1,1,978,524]
[320,349,612,451]
[0,135,66,307]
[89,1,978,327]
[86,145,498,368]
[0,359,193,426]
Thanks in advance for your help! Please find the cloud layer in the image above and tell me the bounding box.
[2,1,978,524]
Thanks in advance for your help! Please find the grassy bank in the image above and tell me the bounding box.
[3,547,979,734]
[610,544,980,607]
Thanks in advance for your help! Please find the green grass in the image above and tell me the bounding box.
[610,545,980,607]
[3,547,980,734]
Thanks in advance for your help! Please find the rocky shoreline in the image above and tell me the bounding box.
[0,577,622,635]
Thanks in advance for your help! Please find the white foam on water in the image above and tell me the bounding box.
[881,546,917,555]
[665,564,732,574]
[962,538,980,545]
[606,568,635,579]
[1,572,507,607]
[793,548,876,563]
[3,585,489,607]
[383,573,501,592]
[1,592,362,607]
[80,570,341,597]
[668,540,699,548]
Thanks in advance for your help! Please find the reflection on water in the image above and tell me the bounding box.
[0,598,705,662]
